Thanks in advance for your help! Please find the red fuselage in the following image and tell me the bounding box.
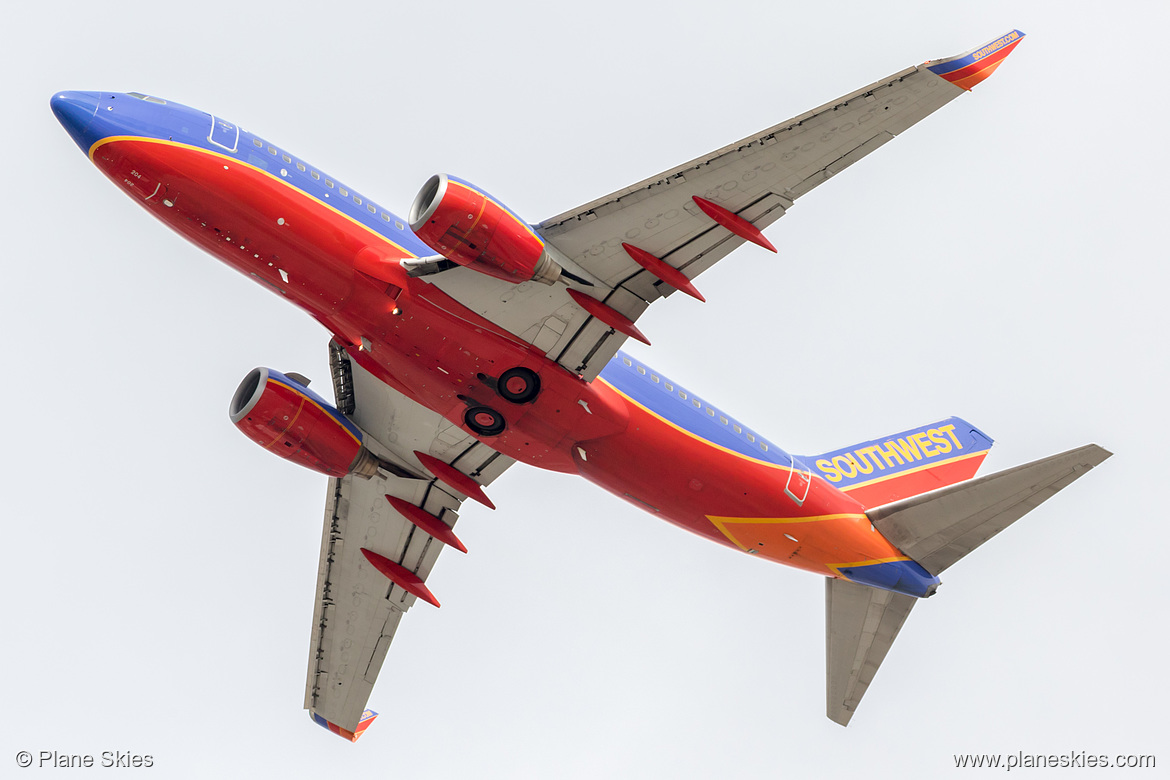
[91,135,904,577]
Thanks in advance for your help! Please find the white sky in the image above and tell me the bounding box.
[4,1,1165,777]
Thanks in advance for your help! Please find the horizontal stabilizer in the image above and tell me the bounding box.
[825,578,916,726]
[868,444,1111,576]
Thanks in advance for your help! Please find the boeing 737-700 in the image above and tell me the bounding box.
[51,29,1109,740]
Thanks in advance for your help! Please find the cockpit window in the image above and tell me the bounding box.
[126,92,167,104]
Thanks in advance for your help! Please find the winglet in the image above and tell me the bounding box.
[926,29,1025,91]
[310,709,378,742]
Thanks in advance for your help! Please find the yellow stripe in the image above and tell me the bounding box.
[708,512,865,525]
[838,449,986,492]
[263,379,363,448]
[707,513,865,551]
[827,556,911,580]
[299,394,363,447]
[599,378,800,475]
[708,517,750,550]
[261,383,306,450]
[447,179,543,244]
[88,135,416,259]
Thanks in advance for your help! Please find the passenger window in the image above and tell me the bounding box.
[354,196,363,205]
[381,213,391,222]
[252,139,263,148]
[296,162,306,172]
[651,375,660,383]
[706,408,715,416]
[719,416,728,425]
[395,221,405,230]
[692,399,701,408]
[339,187,348,197]
[267,146,277,155]
[636,366,645,375]
[325,179,334,188]
[622,357,632,367]
[311,171,320,180]
[679,391,687,400]
[664,383,673,392]
[746,433,755,442]
[760,442,768,452]
[367,204,376,213]
[282,154,291,163]
[733,424,742,433]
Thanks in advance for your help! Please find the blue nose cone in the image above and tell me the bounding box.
[51,91,101,153]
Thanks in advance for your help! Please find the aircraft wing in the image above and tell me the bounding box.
[425,30,1024,381]
[304,342,514,739]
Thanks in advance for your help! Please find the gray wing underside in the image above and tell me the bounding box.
[825,578,917,726]
[426,58,966,379]
[304,343,514,733]
[868,444,1112,576]
[826,443,1111,727]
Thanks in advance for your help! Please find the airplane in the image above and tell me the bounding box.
[50,28,1109,740]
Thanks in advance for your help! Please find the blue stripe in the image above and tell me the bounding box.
[76,92,433,258]
[267,370,363,443]
[598,351,800,469]
[837,559,940,598]
[799,418,992,490]
[446,175,543,242]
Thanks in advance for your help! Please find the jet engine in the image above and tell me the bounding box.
[409,174,564,285]
[229,368,382,478]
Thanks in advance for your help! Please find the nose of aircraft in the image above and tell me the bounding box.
[51,91,101,153]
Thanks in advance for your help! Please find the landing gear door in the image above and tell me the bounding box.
[208,114,239,153]
[785,456,811,506]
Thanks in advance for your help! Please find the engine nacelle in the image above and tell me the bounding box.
[229,368,380,478]
[409,174,563,285]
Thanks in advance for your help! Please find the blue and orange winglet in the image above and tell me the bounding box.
[927,29,1025,91]
[310,709,378,742]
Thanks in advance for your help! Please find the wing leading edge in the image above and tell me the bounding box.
[425,31,1025,381]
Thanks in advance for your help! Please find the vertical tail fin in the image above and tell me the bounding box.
[825,578,916,726]
[800,417,993,508]
[824,443,1111,726]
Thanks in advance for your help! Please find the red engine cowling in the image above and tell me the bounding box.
[409,174,563,285]
[230,368,377,478]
